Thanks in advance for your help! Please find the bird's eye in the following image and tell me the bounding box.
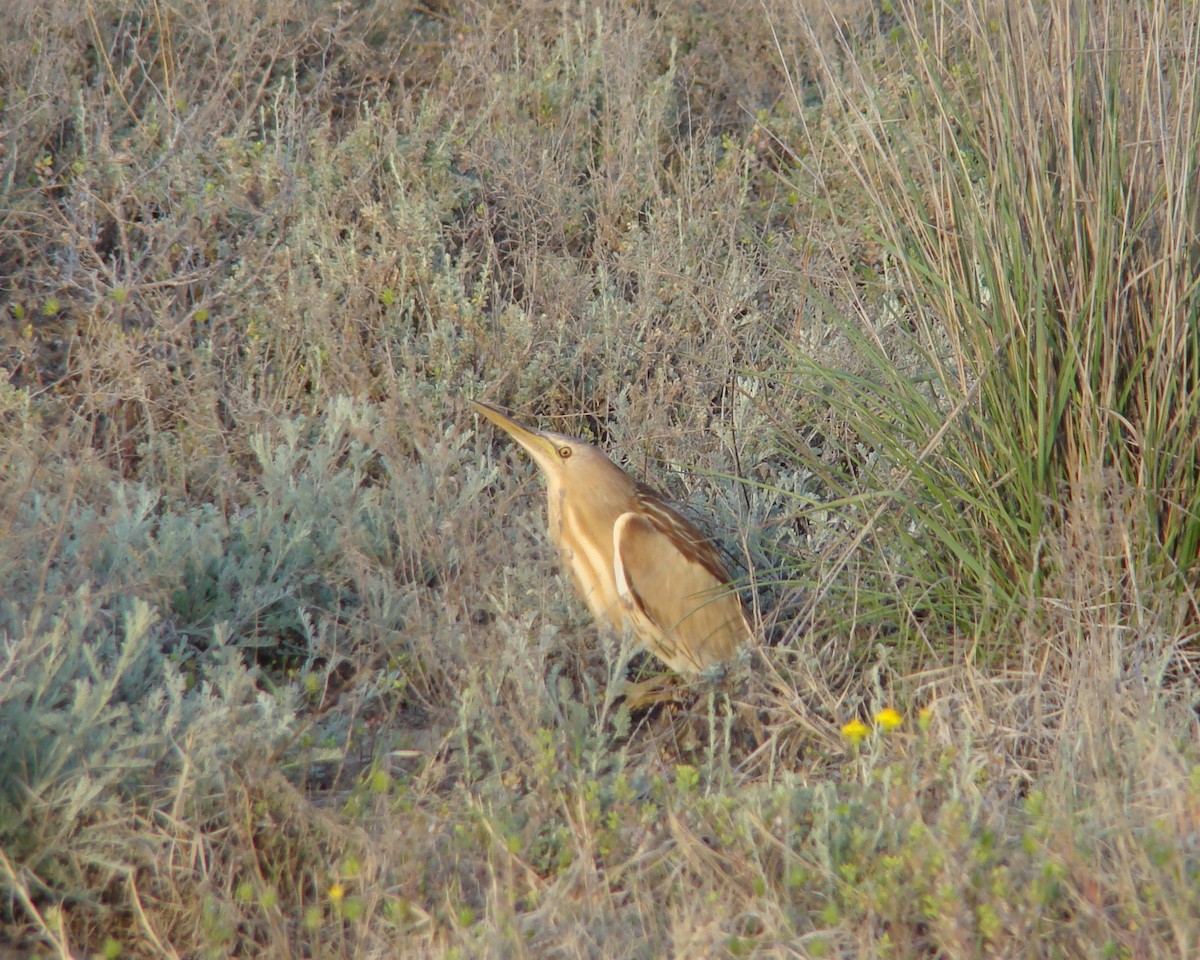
[558,445,572,460]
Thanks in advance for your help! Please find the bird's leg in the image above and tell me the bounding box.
[620,671,685,711]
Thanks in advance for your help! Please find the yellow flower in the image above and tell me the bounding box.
[329,883,346,903]
[874,708,903,731]
[841,719,870,744]
[918,705,934,732]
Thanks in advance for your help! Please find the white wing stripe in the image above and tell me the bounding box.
[612,512,635,603]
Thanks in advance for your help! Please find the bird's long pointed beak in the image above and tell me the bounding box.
[470,400,558,468]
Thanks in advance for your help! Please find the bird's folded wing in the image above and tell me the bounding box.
[613,511,747,669]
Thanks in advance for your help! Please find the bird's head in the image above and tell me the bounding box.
[470,400,627,496]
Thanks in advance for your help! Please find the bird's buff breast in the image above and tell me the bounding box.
[549,486,628,632]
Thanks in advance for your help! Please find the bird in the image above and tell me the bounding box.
[470,400,752,698]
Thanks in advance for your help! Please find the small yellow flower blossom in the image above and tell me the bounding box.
[874,708,903,731]
[841,718,870,744]
[918,705,934,732]
[329,883,346,903]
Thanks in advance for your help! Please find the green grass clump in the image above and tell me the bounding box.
[1,0,1198,957]
[766,0,1200,657]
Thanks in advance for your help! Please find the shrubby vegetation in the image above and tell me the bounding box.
[1,0,1196,956]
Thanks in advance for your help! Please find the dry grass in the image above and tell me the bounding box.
[1,0,1198,957]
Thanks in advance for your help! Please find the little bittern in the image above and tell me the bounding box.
[471,401,752,680]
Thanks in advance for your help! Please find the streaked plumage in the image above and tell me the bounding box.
[471,401,751,676]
